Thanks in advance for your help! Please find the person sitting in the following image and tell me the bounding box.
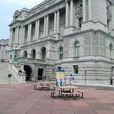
[18,69,22,76]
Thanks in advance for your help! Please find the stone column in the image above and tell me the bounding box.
[54,12,57,34]
[65,0,69,27]
[45,15,49,36]
[56,10,60,33]
[83,0,86,22]
[88,0,92,20]
[35,19,39,39]
[27,23,32,42]
[44,16,47,36]
[70,0,74,26]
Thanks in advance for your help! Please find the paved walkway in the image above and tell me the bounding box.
[0,83,114,114]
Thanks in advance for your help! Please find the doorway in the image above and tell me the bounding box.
[38,68,43,80]
[24,65,32,81]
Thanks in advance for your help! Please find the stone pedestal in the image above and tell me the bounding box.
[64,26,76,35]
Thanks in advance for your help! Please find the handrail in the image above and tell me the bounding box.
[10,64,25,83]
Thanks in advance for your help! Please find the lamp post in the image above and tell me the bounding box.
[8,74,12,84]
[12,45,17,64]
[84,69,87,85]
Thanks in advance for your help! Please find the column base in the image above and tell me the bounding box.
[64,26,76,36]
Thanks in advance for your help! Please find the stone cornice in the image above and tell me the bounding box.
[63,29,114,39]
[24,0,65,23]
[21,38,56,48]
[10,0,64,26]
[30,0,63,13]
[55,57,114,65]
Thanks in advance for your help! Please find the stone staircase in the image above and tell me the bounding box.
[10,63,26,83]
[0,62,18,84]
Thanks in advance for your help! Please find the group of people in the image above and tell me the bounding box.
[56,74,74,86]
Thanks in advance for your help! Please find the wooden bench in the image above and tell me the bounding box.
[39,83,50,90]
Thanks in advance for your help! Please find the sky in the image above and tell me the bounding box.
[0,0,44,39]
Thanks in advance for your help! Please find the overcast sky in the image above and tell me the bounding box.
[0,0,44,39]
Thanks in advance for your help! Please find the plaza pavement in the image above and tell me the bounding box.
[0,83,114,114]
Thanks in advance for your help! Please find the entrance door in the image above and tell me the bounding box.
[38,68,43,80]
[24,65,32,81]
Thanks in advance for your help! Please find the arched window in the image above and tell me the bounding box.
[23,51,27,58]
[41,47,46,60]
[109,43,113,58]
[59,46,63,60]
[31,49,36,59]
[74,41,80,57]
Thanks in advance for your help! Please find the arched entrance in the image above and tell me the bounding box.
[24,65,32,81]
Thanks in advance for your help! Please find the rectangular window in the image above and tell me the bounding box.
[73,65,78,74]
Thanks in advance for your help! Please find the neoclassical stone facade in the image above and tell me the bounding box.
[0,39,9,62]
[9,0,114,84]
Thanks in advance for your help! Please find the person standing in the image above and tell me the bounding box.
[110,76,113,85]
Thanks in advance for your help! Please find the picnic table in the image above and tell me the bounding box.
[33,82,55,90]
[51,85,84,99]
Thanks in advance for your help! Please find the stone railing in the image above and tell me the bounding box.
[10,63,26,83]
